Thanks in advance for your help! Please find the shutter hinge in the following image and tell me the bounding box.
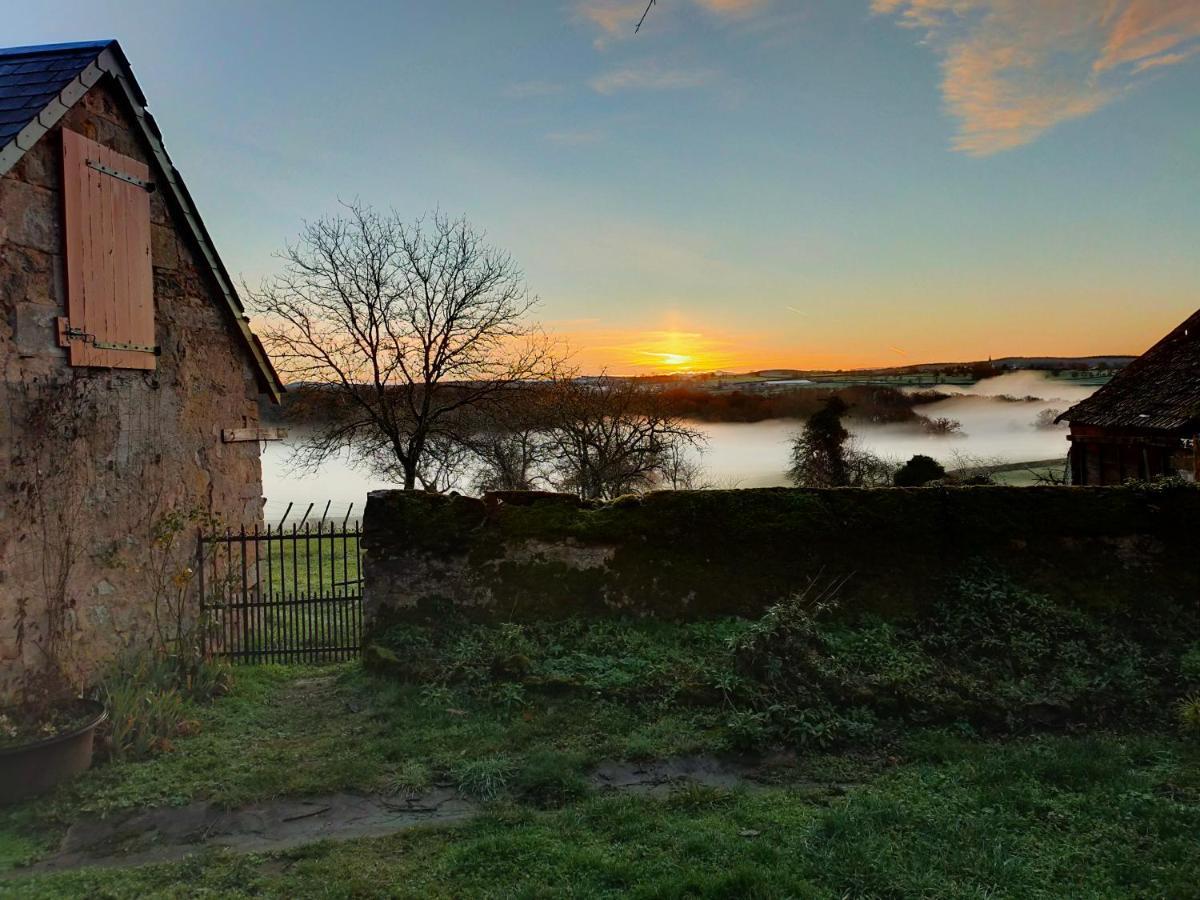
[86,159,156,192]
[57,317,159,355]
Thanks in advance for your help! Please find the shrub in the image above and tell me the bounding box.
[1180,644,1200,686]
[385,760,433,796]
[371,572,1197,752]
[453,755,515,801]
[95,650,232,760]
[731,571,1178,745]
[921,416,963,436]
[893,454,946,487]
[1177,695,1200,737]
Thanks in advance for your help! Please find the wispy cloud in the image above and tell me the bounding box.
[589,63,717,94]
[577,0,647,39]
[875,0,1200,155]
[559,325,761,372]
[577,0,770,46]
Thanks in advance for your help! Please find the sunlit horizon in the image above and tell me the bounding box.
[11,2,1198,374]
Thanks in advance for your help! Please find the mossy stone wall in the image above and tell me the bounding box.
[362,486,1200,631]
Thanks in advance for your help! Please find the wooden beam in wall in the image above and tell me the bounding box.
[222,427,288,443]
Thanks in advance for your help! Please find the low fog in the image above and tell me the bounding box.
[262,371,1099,513]
[694,372,1097,489]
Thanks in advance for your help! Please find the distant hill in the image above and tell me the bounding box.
[746,356,1136,379]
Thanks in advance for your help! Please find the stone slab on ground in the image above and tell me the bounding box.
[22,789,476,874]
[590,755,764,795]
[11,754,857,876]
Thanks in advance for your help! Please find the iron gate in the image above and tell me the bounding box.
[197,517,364,663]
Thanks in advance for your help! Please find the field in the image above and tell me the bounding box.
[3,601,1199,898]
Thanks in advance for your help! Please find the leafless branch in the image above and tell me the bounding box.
[246,202,559,490]
[635,0,657,33]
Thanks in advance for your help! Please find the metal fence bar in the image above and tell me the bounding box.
[197,518,365,664]
[289,523,299,664]
[256,525,266,664]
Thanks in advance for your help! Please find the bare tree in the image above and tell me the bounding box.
[655,443,709,491]
[1033,408,1064,430]
[543,377,704,500]
[466,387,557,494]
[247,203,554,489]
[921,415,965,436]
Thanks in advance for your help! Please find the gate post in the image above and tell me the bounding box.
[196,529,207,658]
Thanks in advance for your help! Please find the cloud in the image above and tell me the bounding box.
[693,0,770,15]
[576,0,770,44]
[558,325,760,373]
[578,1,649,39]
[589,63,717,94]
[875,0,1200,155]
[1095,0,1200,72]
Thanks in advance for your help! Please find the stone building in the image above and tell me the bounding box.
[0,41,284,698]
[1058,308,1199,484]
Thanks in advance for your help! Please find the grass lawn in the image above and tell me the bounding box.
[254,531,362,598]
[2,663,1198,898]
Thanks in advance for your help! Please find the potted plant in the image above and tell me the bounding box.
[0,690,107,805]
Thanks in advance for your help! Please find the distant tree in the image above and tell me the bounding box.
[843,440,898,487]
[922,416,964,436]
[968,360,996,381]
[789,397,851,487]
[655,443,709,491]
[1033,408,1064,430]
[894,454,946,487]
[371,431,473,494]
[543,377,704,500]
[467,388,557,494]
[789,397,893,487]
[247,202,555,490]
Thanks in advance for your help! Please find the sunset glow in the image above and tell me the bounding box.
[13,2,1196,374]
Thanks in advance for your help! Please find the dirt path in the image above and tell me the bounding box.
[14,754,857,876]
[21,789,476,875]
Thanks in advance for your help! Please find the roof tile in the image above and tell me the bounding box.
[1063,309,1200,433]
[0,44,103,149]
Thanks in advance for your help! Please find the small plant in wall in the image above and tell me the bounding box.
[2,377,108,803]
[133,500,233,692]
[89,489,235,762]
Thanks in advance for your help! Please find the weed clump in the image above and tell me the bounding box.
[96,651,233,760]
[371,571,1198,752]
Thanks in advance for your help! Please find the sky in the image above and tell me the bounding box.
[9,1,1200,374]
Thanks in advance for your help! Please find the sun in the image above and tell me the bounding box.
[647,352,693,368]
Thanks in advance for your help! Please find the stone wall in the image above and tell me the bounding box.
[0,79,268,699]
[362,486,1200,630]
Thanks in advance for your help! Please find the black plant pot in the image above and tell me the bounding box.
[0,699,107,805]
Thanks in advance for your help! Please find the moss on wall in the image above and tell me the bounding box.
[363,484,1200,632]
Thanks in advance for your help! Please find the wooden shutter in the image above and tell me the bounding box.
[60,129,155,370]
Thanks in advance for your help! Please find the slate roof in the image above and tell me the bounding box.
[1060,308,1200,433]
[0,40,283,401]
[0,41,113,148]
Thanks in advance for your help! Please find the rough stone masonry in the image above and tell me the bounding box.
[0,79,270,699]
[361,486,1200,631]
